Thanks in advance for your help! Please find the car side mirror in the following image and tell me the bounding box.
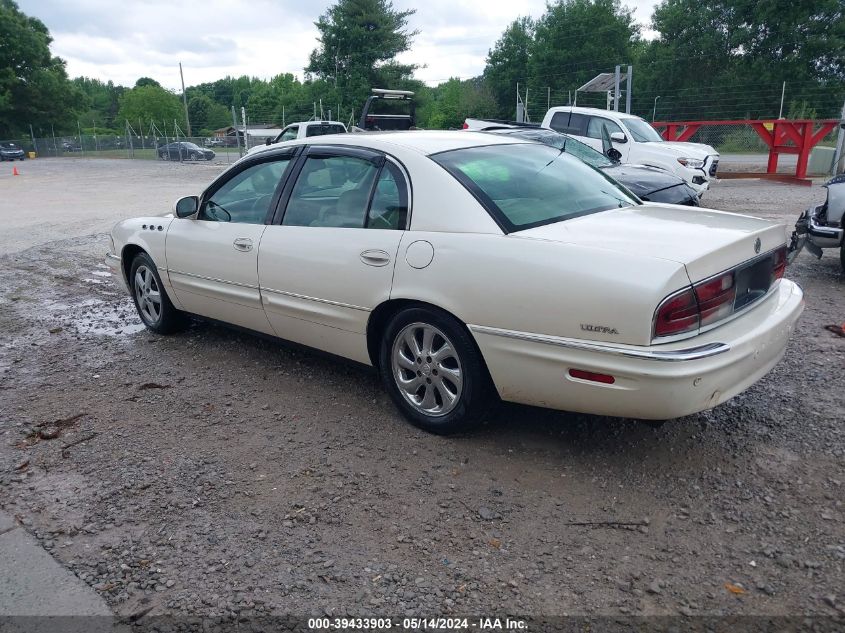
[610,131,627,144]
[265,138,271,146]
[173,195,199,218]
[606,147,622,162]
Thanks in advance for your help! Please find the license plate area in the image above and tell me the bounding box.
[733,255,773,311]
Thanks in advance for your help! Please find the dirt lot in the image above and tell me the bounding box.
[0,159,843,625]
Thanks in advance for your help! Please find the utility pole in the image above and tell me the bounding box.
[51,124,57,156]
[625,65,632,114]
[613,65,621,111]
[652,96,661,122]
[232,106,242,157]
[547,87,550,112]
[778,81,786,119]
[179,62,192,137]
[29,124,36,154]
[77,120,84,156]
[832,98,845,175]
[241,106,248,151]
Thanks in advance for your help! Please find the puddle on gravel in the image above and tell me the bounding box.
[43,297,146,336]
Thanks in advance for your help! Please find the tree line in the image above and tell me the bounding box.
[1,0,842,140]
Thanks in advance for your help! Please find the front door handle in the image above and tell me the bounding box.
[360,249,391,267]
[233,237,253,252]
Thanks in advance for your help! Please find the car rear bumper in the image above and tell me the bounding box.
[470,279,803,420]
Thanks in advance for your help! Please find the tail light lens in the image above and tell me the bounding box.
[653,245,787,341]
[772,245,787,280]
[653,288,699,338]
[462,122,469,129]
[695,271,736,326]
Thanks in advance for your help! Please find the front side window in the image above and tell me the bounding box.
[433,143,637,232]
[586,117,623,140]
[623,118,664,143]
[283,155,380,228]
[200,158,291,224]
[279,126,298,142]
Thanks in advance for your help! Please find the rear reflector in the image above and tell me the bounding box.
[568,368,615,384]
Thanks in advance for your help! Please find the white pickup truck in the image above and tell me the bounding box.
[541,107,719,195]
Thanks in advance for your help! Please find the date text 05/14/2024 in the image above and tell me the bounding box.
[307,617,528,630]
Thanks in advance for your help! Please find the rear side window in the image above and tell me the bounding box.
[433,143,637,232]
[367,163,408,230]
[305,124,346,137]
[549,112,586,135]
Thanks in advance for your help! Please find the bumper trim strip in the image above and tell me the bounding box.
[469,325,731,362]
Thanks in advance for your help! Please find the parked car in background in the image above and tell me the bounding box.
[204,138,225,148]
[482,125,701,206]
[107,131,801,434]
[539,107,719,196]
[788,174,845,271]
[61,141,82,152]
[272,121,347,143]
[0,142,26,161]
[356,88,416,131]
[157,142,215,161]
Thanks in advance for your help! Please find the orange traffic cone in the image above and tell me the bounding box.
[12,166,19,176]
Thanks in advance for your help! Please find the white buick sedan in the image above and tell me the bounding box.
[106,131,803,434]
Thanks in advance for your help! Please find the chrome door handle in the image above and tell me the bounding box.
[233,238,253,252]
[360,249,390,267]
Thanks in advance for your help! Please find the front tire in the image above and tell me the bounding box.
[129,253,187,334]
[379,307,494,434]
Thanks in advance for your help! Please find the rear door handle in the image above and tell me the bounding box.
[360,249,391,267]
[233,237,253,252]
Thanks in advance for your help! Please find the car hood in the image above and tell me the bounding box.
[643,140,718,158]
[513,204,786,282]
[601,164,686,196]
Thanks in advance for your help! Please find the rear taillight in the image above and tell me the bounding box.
[653,245,787,341]
[462,121,469,129]
[653,288,699,338]
[772,245,787,280]
[694,271,735,326]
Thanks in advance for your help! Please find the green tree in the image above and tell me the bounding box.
[187,94,231,134]
[634,0,845,120]
[484,17,534,118]
[0,0,85,137]
[135,77,162,89]
[117,84,183,131]
[306,0,418,111]
[418,77,498,129]
[529,0,639,110]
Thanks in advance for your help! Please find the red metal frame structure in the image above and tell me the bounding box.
[653,119,839,180]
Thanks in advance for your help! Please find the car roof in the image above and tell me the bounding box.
[249,130,530,158]
[547,106,640,120]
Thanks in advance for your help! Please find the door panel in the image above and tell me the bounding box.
[259,226,402,334]
[166,221,271,332]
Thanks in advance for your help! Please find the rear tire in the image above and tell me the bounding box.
[129,253,187,334]
[379,307,495,434]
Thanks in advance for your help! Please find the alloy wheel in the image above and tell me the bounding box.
[134,265,162,324]
[391,322,463,417]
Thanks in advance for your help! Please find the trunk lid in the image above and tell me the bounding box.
[513,203,787,282]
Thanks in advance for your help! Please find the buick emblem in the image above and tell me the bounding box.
[754,238,761,254]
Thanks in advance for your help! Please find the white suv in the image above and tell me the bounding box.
[540,107,719,196]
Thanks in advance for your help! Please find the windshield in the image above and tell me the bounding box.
[624,118,664,143]
[433,143,637,232]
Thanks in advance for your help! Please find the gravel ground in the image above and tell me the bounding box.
[0,160,843,625]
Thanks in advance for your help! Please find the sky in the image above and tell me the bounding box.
[19,0,659,90]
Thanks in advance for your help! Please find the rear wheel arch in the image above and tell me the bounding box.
[366,299,487,372]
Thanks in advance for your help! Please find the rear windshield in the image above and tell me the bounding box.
[433,143,637,232]
[306,124,346,137]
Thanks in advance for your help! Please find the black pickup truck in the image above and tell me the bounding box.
[357,89,415,131]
